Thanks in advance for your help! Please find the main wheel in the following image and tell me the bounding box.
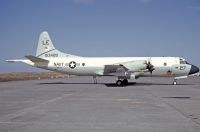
[116,80,123,86]
[122,79,128,86]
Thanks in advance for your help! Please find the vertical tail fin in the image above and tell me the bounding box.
[36,31,80,58]
[36,31,55,57]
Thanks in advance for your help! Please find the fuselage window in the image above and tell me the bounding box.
[164,62,167,66]
[82,63,85,66]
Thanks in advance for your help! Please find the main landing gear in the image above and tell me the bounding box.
[116,79,128,86]
[93,76,97,84]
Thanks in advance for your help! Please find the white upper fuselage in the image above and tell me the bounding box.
[36,56,191,77]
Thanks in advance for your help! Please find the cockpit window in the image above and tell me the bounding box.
[185,61,189,64]
[179,58,189,64]
[180,60,190,64]
[180,60,186,64]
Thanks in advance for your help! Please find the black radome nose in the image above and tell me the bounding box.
[189,65,199,75]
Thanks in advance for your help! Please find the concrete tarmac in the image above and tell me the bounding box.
[0,76,200,132]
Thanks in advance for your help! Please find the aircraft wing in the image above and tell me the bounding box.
[116,60,147,71]
[103,60,148,77]
[103,65,127,76]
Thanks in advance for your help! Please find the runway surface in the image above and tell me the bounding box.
[0,76,200,132]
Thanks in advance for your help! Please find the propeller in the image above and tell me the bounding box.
[146,57,155,74]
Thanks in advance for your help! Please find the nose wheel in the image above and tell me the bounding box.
[116,79,128,86]
[173,80,177,85]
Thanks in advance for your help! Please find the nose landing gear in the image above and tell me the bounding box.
[173,80,177,85]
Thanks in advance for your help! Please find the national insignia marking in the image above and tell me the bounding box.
[69,61,76,69]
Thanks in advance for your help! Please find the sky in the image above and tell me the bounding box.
[1,0,200,72]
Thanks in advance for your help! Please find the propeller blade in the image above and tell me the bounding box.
[146,57,155,74]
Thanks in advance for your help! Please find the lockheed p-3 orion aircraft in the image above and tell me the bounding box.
[7,32,199,86]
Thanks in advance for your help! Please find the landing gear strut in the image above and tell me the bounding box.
[116,79,128,86]
[122,79,128,86]
[93,76,97,84]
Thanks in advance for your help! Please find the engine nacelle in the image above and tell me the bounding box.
[129,73,136,79]
[122,60,147,72]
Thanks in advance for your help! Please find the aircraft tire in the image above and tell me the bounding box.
[122,79,128,86]
[173,81,177,85]
[116,80,123,86]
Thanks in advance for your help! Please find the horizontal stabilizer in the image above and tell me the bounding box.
[25,55,49,63]
[6,60,21,63]
[5,59,34,66]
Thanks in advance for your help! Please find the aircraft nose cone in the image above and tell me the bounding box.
[189,65,199,75]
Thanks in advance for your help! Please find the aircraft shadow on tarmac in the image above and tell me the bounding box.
[104,83,194,87]
[39,82,149,87]
[38,82,194,87]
